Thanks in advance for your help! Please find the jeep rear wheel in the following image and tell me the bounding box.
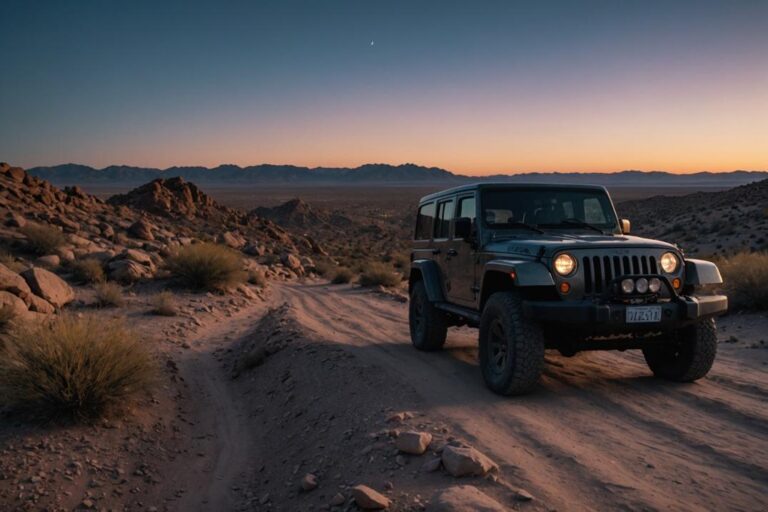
[642,318,717,382]
[409,280,447,351]
[479,292,545,395]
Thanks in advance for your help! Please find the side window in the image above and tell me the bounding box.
[457,196,476,222]
[434,199,455,239]
[415,202,435,240]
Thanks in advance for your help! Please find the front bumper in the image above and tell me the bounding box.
[523,294,727,334]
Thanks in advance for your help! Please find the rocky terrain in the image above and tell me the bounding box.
[1,162,766,511]
[617,178,768,257]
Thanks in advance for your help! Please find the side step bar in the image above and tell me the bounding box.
[434,302,481,325]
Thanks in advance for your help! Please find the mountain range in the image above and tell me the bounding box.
[27,163,768,188]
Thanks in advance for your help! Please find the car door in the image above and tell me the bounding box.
[443,193,477,307]
[432,197,455,298]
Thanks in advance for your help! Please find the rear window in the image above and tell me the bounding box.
[415,202,435,239]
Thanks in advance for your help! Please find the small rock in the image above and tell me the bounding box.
[421,457,442,472]
[515,489,534,502]
[431,485,506,511]
[395,431,432,455]
[300,473,318,492]
[330,492,346,506]
[351,484,391,510]
[441,445,498,477]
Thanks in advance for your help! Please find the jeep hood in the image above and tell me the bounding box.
[483,234,678,258]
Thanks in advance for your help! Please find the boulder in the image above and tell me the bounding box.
[430,485,507,512]
[244,243,266,256]
[219,231,246,249]
[0,263,32,296]
[281,252,302,271]
[35,254,61,268]
[6,212,26,228]
[441,445,498,477]
[351,485,390,510]
[107,259,153,283]
[26,293,55,314]
[7,166,26,183]
[0,290,29,317]
[128,219,155,240]
[395,431,432,455]
[20,267,75,308]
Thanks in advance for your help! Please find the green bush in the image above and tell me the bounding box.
[719,252,768,310]
[20,223,67,255]
[358,263,401,288]
[0,315,153,421]
[94,281,124,307]
[166,243,245,291]
[70,258,105,283]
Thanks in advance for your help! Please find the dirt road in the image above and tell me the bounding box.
[271,282,768,511]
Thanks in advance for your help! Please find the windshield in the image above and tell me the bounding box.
[481,188,619,234]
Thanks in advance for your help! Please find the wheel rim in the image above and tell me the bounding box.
[488,319,508,373]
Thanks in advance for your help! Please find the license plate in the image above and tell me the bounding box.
[626,306,662,323]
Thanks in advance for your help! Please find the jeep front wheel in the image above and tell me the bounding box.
[642,318,717,382]
[409,280,447,351]
[479,292,545,395]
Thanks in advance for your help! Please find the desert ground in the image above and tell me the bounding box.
[1,164,767,511]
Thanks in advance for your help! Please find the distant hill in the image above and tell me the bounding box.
[27,162,768,188]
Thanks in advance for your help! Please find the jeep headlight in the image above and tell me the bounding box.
[660,252,679,274]
[554,253,577,276]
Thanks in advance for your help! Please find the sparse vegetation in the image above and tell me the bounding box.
[20,223,67,255]
[0,315,153,421]
[248,269,267,287]
[358,262,401,288]
[70,258,105,283]
[94,281,125,307]
[166,243,245,290]
[718,251,768,310]
[0,250,26,272]
[331,267,355,284]
[0,304,17,332]
[150,291,177,316]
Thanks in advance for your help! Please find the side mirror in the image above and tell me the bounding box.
[454,217,472,240]
[620,218,631,234]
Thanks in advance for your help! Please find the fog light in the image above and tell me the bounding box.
[621,278,635,294]
[672,277,682,290]
[648,277,661,293]
[635,277,649,294]
[559,282,571,294]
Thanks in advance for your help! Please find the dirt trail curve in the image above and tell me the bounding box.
[273,282,768,512]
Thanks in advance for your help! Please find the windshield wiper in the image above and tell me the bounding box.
[539,218,606,234]
[491,222,545,235]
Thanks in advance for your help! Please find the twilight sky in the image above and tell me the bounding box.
[1,0,766,175]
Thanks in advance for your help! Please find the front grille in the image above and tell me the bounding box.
[582,254,658,295]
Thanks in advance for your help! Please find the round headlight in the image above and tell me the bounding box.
[554,253,577,276]
[648,277,661,293]
[635,277,649,294]
[621,278,635,294]
[660,252,679,273]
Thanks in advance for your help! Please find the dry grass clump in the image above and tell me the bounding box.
[0,250,26,273]
[166,243,245,291]
[718,251,768,310]
[70,258,105,283]
[0,305,17,332]
[94,281,125,307]
[0,315,153,421]
[20,223,67,255]
[331,267,355,284]
[150,291,177,316]
[358,262,401,288]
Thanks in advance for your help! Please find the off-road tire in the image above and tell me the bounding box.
[409,280,448,351]
[479,292,545,395]
[642,318,717,382]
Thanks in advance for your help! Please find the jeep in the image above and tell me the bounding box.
[408,183,728,395]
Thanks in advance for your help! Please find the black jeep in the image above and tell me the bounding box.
[408,183,728,395]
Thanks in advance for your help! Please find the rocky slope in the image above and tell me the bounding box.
[616,178,768,256]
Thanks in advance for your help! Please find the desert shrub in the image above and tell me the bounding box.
[718,252,768,310]
[20,223,66,255]
[358,263,401,288]
[0,250,26,273]
[331,267,355,284]
[70,258,105,283]
[150,291,177,316]
[94,281,125,307]
[313,259,335,277]
[0,305,17,332]
[0,315,153,421]
[166,243,245,290]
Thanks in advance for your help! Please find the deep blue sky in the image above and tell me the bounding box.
[1,0,766,173]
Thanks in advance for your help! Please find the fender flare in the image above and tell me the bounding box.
[685,258,723,286]
[410,260,445,302]
[483,259,555,287]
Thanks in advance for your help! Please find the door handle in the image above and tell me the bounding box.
[447,249,458,257]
